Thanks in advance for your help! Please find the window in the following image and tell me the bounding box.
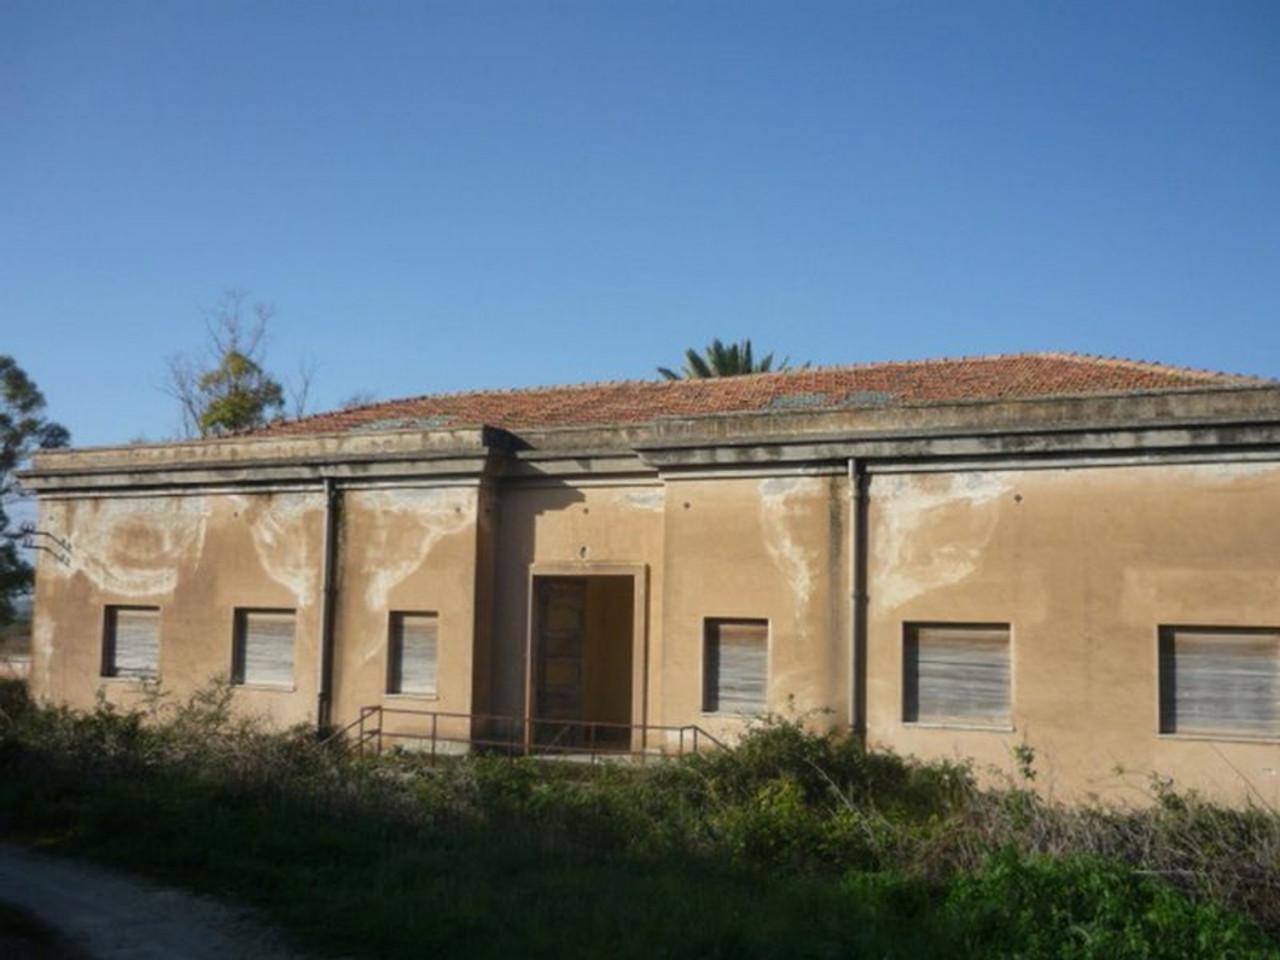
[388,612,438,696]
[232,609,295,688]
[703,618,767,714]
[904,623,1011,727]
[1159,627,1280,739]
[102,606,160,679]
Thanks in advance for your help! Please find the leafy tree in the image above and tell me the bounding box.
[1,356,69,625]
[657,338,800,379]
[195,349,285,435]
[163,290,310,437]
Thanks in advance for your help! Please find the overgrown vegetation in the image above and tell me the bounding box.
[0,678,1276,959]
[0,614,29,658]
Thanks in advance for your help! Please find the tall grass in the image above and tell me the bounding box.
[0,678,1276,958]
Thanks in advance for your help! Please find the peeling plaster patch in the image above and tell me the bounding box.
[236,493,321,606]
[30,614,54,696]
[759,477,818,609]
[623,490,665,511]
[761,477,801,496]
[60,498,210,597]
[874,473,1010,612]
[355,488,475,609]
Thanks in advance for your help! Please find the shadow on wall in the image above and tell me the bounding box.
[481,481,587,722]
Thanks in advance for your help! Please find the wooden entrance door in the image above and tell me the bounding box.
[534,577,587,744]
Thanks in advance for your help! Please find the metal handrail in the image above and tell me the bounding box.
[332,705,726,762]
[320,707,372,748]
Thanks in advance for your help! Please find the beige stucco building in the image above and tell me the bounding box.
[20,353,1280,803]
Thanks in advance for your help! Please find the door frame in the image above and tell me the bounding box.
[524,562,649,752]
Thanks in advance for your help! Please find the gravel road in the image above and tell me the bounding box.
[0,844,306,959]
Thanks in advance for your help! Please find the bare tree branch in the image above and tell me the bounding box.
[160,289,299,438]
[287,356,319,419]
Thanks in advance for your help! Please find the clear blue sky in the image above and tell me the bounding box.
[3,0,1277,447]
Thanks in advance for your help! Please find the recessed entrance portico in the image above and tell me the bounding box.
[525,565,647,752]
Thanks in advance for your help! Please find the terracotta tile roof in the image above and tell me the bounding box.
[257,352,1272,436]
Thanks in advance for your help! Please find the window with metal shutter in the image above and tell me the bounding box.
[233,609,295,687]
[388,612,438,696]
[904,623,1011,727]
[1159,627,1280,739]
[703,618,767,714]
[103,606,160,679]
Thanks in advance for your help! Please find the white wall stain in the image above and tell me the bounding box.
[623,490,665,511]
[353,488,475,610]
[874,472,1009,612]
[759,477,818,610]
[30,613,54,697]
[50,497,210,597]
[235,493,322,606]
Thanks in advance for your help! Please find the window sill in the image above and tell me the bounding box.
[99,675,158,685]
[385,692,439,702]
[232,682,296,693]
[699,711,763,720]
[903,721,1015,733]
[1157,731,1280,746]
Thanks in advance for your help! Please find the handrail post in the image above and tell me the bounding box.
[693,726,699,754]
[376,705,383,755]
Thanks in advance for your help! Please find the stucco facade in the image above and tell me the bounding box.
[20,355,1280,803]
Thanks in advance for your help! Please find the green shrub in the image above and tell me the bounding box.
[943,850,1276,959]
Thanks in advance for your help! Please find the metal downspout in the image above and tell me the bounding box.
[316,477,340,733]
[848,458,867,737]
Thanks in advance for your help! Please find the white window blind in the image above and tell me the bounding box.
[703,619,767,714]
[388,612,438,696]
[905,624,1011,727]
[234,610,295,687]
[103,607,159,679]
[1160,627,1280,739]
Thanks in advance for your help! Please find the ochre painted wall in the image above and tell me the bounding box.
[32,484,488,743]
[659,474,850,744]
[329,485,484,745]
[28,460,1280,804]
[866,462,1280,805]
[32,491,327,728]
[486,483,665,726]
[581,576,635,728]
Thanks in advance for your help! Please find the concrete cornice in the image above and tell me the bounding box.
[20,426,515,493]
[19,385,1280,493]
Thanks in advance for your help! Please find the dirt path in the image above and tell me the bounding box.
[0,844,306,959]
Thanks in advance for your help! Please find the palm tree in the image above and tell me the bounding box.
[657,338,797,379]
